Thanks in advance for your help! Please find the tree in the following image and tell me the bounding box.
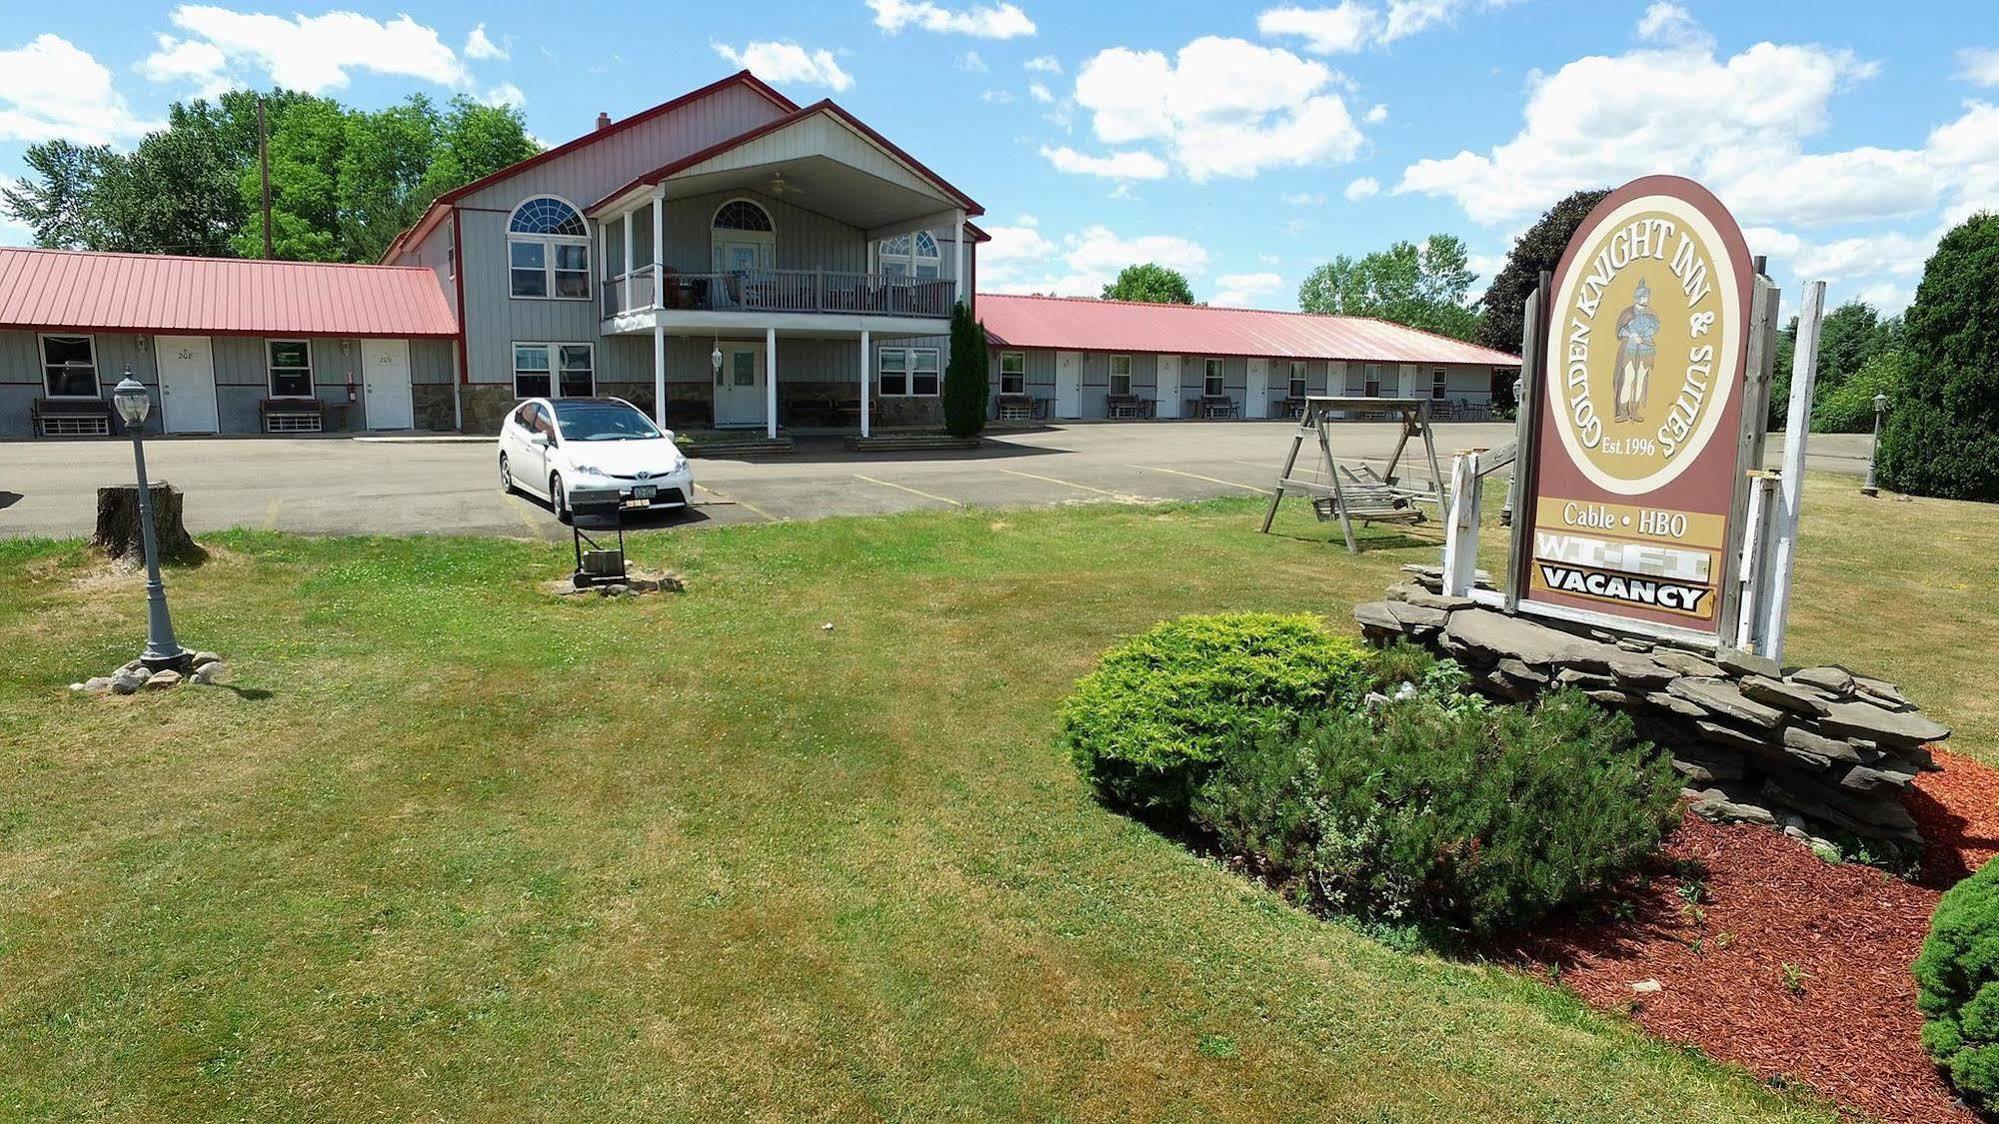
[1297,234,1480,340]
[1876,212,1999,501]
[1475,188,1610,354]
[1769,301,1905,431]
[1102,262,1194,304]
[1,140,111,248]
[943,300,990,437]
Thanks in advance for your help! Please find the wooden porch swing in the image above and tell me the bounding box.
[1257,396,1448,552]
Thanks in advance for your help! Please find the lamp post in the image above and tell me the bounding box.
[112,373,190,672]
[1861,392,1889,498]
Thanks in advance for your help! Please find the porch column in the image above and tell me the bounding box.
[651,188,665,306]
[765,327,779,439]
[600,220,612,297]
[859,328,871,438]
[952,208,966,308]
[620,213,633,297]
[652,323,666,427]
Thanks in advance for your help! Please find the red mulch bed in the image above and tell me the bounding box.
[1498,749,1999,1124]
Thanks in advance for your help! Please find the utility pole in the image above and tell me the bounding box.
[258,95,273,259]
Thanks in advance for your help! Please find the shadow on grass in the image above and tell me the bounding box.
[208,683,276,702]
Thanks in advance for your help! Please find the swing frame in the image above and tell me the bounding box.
[1258,396,1449,552]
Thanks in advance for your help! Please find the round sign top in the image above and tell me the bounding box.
[1542,176,1753,496]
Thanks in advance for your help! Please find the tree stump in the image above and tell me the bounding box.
[94,483,207,566]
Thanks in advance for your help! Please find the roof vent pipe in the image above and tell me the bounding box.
[595,112,612,131]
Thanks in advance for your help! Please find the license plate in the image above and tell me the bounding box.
[630,485,657,500]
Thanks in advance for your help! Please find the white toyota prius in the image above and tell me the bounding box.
[499,397,693,521]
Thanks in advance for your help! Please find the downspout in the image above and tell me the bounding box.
[450,206,468,432]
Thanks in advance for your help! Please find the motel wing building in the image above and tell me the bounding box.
[978,294,1521,422]
[0,71,983,440]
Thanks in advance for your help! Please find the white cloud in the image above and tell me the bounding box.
[137,33,233,100]
[482,82,526,109]
[1025,54,1061,73]
[1040,145,1168,180]
[1634,2,1709,50]
[1344,176,1380,200]
[982,221,1210,296]
[1258,0,1505,54]
[867,0,1036,39]
[1364,103,1388,123]
[1281,191,1325,205]
[464,23,507,61]
[1028,81,1054,104]
[711,41,854,91]
[1959,48,1999,87]
[1211,271,1285,306]
[957,50,987,71]
[1072,36,1364,181]
[980,89,1014,104]
[1,34,157,144]
[139,6,470,94]
[1394,8,1893,227]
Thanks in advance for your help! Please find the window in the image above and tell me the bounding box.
[999,351,1025,395]
[1432,368,1449,400]
[513,343,595,399]
[1364,363,1382,397]
[1289,361,1308,400]
[1109,354,1132,396]
[40,334,99,397]
[878,230,941,279]
[1203,358,1225,397]
[446,223,455,280]
[508,196,590,299]
[712,199,774,273]
[267,340,313,398]
[879,347,941,397]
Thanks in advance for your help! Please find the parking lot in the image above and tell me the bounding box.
[0,421,1874,540]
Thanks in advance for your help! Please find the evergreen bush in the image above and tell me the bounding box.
[1877,213,1999,500]
[943,300,989,437]
[1915,857,1999,1110]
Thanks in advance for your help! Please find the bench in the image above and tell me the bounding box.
[31,396,114,437]
[260,396,325,433]
[997,394,1043,422]
[1105,394,1153,420]
[1188,396,1240,420]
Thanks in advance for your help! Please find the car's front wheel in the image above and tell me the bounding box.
[499,453,514,494]
[549,473,570,523]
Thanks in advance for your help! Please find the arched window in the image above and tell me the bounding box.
[711,198,775,273]
[508,196,590,299]
[878,230,940,279]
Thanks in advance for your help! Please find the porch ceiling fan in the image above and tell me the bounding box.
[765,170,806,198]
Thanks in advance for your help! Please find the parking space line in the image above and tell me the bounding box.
[263,497,281,529]
[1130,465,1274,495]
[515,502,549,541]
[854,474,962,507]
[995,467,1122,497]
[695,484,778,522]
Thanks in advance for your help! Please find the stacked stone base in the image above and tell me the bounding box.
[1355,567,1950,854]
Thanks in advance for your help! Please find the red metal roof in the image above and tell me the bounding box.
[978,294,1520,366]
[0,247,458,338]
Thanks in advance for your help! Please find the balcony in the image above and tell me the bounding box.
[603,265,955,321]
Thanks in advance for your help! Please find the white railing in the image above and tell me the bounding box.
[603,266,955,318]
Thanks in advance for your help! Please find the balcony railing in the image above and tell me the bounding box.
[602,265,955,319]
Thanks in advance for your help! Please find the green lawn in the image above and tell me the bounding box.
[2,477,1993,1122]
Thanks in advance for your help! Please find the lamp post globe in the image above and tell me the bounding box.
[116,370,189,672]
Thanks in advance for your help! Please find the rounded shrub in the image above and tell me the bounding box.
[1877,212,1999,501]
[1061,613,1368,821]
[1192,689,1679,939]
[1915,857,1999,1109]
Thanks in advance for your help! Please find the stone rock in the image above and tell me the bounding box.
[1788,666,1855,696]
[1645,691,1708,719]
[1495,658,1547,686]
[1353,601,1403,636]
[1444,608,1609,669]
[1586,689,1634,708]
[1387,580,1475,611]
[1668,678,1785,729]
[1836,765,1915,794]
[1715,646,1782,680]
[77,676,115,693]
[1817,699,1950,748]
[1617,638,1655,653]
[119,659,144,674]
[1385,601,1450,633]
[1556,667,1617,690]
[144,669,183,690]
[1781,726,1868,765]
[1631,978,1663,995]
[191,661,226,685]
[1650,650,1725,679]
[1672,745,1747,784]
[1604,651,1675,689]
[1762,775,1919,834]
[1690,787,1777,828]
[191,651,221,668]
[1693,719,1769,755]
[111,669,149,695]
[1740,675,1832,718]
[1852,675,1911,708]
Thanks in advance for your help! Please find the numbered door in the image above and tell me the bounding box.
[362,339,414,430]
[714,343,767,427]
[1155,355,1182,418]
[1246,358,1270,419]
[155,335,219,434]
[1398,364,1418,400]
[1054,351,1082,418]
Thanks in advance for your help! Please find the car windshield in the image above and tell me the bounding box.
[553,402,661,441]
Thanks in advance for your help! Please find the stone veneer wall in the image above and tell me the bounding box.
[1354,566,1951,854]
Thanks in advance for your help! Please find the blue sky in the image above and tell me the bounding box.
[3,0,1995,319]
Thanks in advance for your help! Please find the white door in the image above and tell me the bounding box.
[1054,351,1082,418]
[1155,355,1181,418]
[715,343,767,427]
[1398,364,1418,399]
[1246,358,1270,419]
[155,335,218,434]
[362,339,414,430]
